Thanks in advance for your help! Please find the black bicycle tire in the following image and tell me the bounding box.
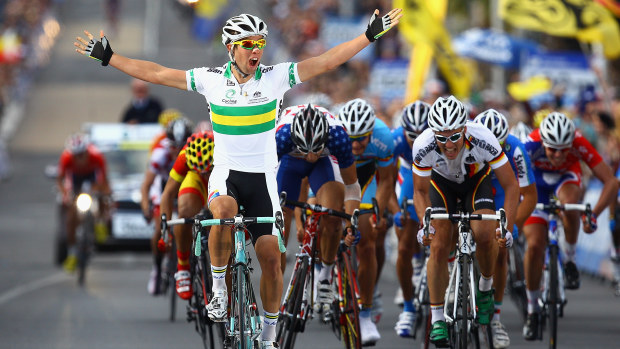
[168,242,177,322]
[339,250,361,349]
[548,245,559,349]
[508,243,528,321]
[234,266,248,349]
[282,257,309,349]
[457,255,469,349]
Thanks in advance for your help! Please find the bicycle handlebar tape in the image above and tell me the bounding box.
[365,11,393,42]
[86,36,114,66]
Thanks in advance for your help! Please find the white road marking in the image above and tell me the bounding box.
[0,272,71,306]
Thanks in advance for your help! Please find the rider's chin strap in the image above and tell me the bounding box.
[228,47,250,79]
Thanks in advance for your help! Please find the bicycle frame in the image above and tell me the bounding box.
[198,213,285,349]
[535,199,590,349]
[423,207,508,349]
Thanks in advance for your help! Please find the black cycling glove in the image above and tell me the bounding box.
[85,36,114,66]
[365,11,393,42]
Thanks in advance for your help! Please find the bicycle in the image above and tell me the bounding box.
[401,197,431,349]
[422,206,508,349]
[276,191,361,349]
[533,198,591,349]
[506,230,527,322]
[74,183,98,286]
[194,211,286,349]
[161,213,225,348]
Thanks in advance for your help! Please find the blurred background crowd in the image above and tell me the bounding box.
[2,0,620,275]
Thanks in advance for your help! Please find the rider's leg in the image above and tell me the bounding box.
[356,212,378,308]
[396,218,419,309]
[208,195,236,284]
[557,183,582,260]
[492,246,508,320]
[255,235,284,342]
[471,209,499,282]
[315,181,344,279]
[280,206,294,274]
[427,219,453,322]
[172,192,203,299]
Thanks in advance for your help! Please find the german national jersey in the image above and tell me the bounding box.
[525,129,603,173]
[412,122,508,184]
[275,104,354,168]
[186,61,301,173]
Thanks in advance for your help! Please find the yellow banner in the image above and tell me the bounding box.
[500,0,620,58]
[395,0,471,99]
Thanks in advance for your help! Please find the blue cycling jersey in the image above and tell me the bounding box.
[355,118,395,168]
[391,126,413,165]
[491,134,535,208]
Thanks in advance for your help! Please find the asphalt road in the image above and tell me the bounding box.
[1,1,619,348]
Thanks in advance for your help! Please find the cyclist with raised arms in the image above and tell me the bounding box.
[275,103,360,315]
[411,96,519,347]
[74,9,402,348]
[159,131,215,300]
[337,98,395,345]
[141,117,193,295]
[390,100,429,337]
[57,133,111,272]
[521,112,618,340]
[474,109,537,348]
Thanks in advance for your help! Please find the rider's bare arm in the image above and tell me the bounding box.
[590,161,618,217]
[296,8,402,82]
[140,170,156,217]
[516,183,537,232]
[160,177,182,226]
[75,30,187,90]
[340,163,360,215]
[495,162,519,231]
[412,173,431,225]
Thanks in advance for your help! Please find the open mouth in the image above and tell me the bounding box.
[249,58,259,68]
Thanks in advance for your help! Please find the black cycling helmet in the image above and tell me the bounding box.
[291,104,330,153]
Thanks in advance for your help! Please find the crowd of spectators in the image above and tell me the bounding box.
[0,0,56,180]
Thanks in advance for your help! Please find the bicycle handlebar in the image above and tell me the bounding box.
[422,207,509,239]
[279,191,360,229]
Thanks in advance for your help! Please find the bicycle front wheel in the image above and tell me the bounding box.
[337,250,361,349]
[508,242,528,321]
[548,245,559,349]
[277,256,309,349]
[231,265,249,349]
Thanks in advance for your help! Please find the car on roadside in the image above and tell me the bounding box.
[85,122,163,248]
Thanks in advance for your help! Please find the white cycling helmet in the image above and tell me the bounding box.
[65,133,90,155]
[510,121,533,144]
[291,104,330,153]
[473,109,509,144]
[337,98,376,136]
[221,14,268,45]
[428,95,468,132]
[400,101,430,140]
[539,111,575,148]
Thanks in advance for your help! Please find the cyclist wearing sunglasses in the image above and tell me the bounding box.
[275,103,360,313]
[411,96,520,347]
[474,109,537,348]
[74,7,402,348]
[390,100,430,337]
[521,111,618,340]
[337,98,395,345]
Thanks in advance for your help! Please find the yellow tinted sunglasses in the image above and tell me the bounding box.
[232,39,266,50]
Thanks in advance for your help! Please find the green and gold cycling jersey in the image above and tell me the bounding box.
[186,61,301,172]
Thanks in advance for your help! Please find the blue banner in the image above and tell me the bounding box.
[452,28,540,68]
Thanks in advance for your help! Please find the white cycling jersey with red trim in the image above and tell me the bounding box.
[411,122,508,184]
[148,137,176,179]
[186,61,301,172]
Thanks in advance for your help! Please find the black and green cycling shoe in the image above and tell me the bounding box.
[429,320,450,347]
[476,288,495,325]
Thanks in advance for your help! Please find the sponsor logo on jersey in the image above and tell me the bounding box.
[207,68,223,74]
[468,136,499,157]
[226,80,235,86]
